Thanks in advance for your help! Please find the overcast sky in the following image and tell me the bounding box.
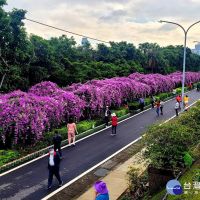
[5,0,200,48]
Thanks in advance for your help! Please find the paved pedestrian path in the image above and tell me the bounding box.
[76,150,146,200]
[0,90,200,200]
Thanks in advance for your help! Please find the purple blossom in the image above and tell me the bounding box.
[1,72,200,145]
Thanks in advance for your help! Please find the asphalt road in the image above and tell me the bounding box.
[0,90,200,200]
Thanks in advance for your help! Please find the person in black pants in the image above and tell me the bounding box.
[53,131,62,158]
[111,113,118,136]
[160,101,164,115]
[139,97,145,111]
[47,148,63,189]
[175,102,179,116]
[104,106,111,127]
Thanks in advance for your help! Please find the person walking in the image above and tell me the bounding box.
[53,130,62,158]
[47,148,63,189]
[155,99,160,116]
[188,82,193,90]
[150,96,155,109]
[160,100,164,115]
[93,181,109,200]
[139,97,145,111]
[67,118,78,147]
[176,95,182,109]
[104,106,111,127]
[183,95,189,109]
[111,113,118,136]
[175,101,179,116]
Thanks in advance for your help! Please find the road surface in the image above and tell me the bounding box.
[0,90,200,200]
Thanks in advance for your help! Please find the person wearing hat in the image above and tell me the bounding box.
[47,148,63,189]
[94,181,109,200]
[104,106,111,127]
[111,113,118,136]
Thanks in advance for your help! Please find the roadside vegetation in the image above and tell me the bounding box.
[121,100,200,200]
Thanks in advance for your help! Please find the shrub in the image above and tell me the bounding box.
[126,167,148,199]
[1,72,200,147]
[143,102,200,170]
[145,98,152,106]
[127,167,141,190]
[176,87,188,94]
[128,101,140,110]
[143,121,196,169]
[177,106,200,140]
[0,150,20,167]
[77,120,96,133]
[157,93,168,100]
[114,108,129,118]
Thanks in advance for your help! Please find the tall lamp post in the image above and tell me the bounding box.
[159,20,200,110]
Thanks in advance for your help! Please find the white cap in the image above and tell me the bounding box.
[112,113,116,117]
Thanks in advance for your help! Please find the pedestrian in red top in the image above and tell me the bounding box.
[111,113,118,136]
[176,95,181,109]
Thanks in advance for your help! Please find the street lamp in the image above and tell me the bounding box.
[159,20,200,110]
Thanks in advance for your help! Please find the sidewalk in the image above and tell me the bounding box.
[76,150,146,200]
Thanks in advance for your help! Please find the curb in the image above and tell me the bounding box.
[0,91,190,174]
[0,113,131,174]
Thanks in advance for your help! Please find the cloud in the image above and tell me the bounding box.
[5,0,200,48]
[99,9,127,23]
[159,24,178,32]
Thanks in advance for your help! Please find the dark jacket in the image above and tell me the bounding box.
[53,134,62,147]
[104,109,111,117]
[48,151,61,170]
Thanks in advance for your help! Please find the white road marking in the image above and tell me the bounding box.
[159,100,198,126]
[41,137,142,200]
[42,98,199,200]
[0,90,195,177]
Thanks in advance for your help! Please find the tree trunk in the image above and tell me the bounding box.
[0,73,6,90]
[0,49,9,90]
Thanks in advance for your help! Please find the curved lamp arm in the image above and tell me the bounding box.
[158,20,186,34]
[186,20,200,33]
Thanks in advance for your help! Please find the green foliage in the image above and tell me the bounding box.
[157,93,169,100]
[1,1,200,92]
[150,160,200,200]
[145,97,152,106]
[128,101,140,110]
[155,92,173,101]
[176,87,188,94]
[183,152,193,168]
[0,150,20,167]
[126,167,148,199]
[144,123,194,169]
[127,167,140,189]
[114,108,129,118]
[77,120,96,133]
[143,102,200,170]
